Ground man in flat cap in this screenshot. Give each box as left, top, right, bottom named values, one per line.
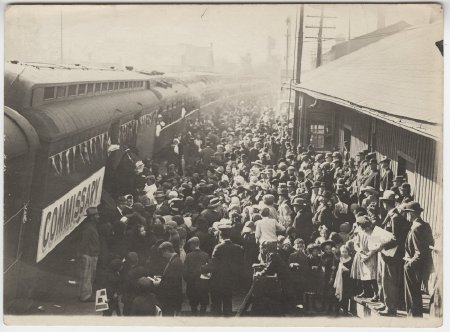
left=201, top=221, right=244, bottom=316
left=78, top=206, right=100, bottom=302
left=402, top=202, right=434, bottom=317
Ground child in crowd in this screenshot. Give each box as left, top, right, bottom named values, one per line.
left=338, top=222, right=351, bottom=244
left=305, top=243, right=321, bottom=312
left=315, top=225, right=329, bottom=245
left=288, top=238, right=310, bottom=306
left=318, top=240, right=338, bottom=315
left=334, top=245, right=354, bottom=315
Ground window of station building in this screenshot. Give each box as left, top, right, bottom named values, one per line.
left=114, top=82, right=119, bottom=90
left=68, top=85, right=77, bottom=96
left=86, top=83, right=94, bottom=94
left=101, top=82, right=108, bottom=91
left=131, top=81, right=135, bottom=88
left=95, top=83, right=101, bottom=93
left=310, top=124, right=326, bottom=149
left=44, top=87, right=56, bottom=100
left=108, top=82, right=114, bottom=91
left=119, top=82, right=124, bottom=89
left=78, top=84, right=86, bottom=95
left=125, top=82, right=129, bottom=89
left=56, top=86, right=66, bottom=98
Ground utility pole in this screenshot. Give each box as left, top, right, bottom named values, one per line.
left=285, top=17, right=291, bottom=81
left=293, top=5, right=304, bottom=146
left=305, top=6, right=336, bottom=68
left=316, top=6, right=324, bottom=67
left=348, top=10, right=351, bottom=41
left=60, top=9, right=63, bottom=64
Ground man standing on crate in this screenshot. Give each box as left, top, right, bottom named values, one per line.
left=78, top=206, right=100, bottom=302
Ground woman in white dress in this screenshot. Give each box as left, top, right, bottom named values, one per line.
left=350, top=215, right=379, bottom=302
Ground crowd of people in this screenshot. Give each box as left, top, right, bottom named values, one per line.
left=78, top=99, right=436, bottom=318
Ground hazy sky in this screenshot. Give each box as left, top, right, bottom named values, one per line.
left=5, top=4, right=439, bottom=71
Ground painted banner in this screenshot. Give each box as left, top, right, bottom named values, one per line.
left=36, top=167, right=105, bottom=262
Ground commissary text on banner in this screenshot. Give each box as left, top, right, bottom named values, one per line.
left=36, top=167, right=105, bottom=262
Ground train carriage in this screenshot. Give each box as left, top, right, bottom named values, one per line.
left=4, top=107, right=40, bottom=303
left=4, top=60, right=273, bottom=307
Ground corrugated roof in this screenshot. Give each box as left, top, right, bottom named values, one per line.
left=22, top=90, right=159, bottom=143
left=295, top=22, right=443, bottom=138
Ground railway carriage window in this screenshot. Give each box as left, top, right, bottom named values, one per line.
left=108, top=82, right=114, bottom=90
left=95, top=83, right=101, bottom=93
left=87, top=83, right=94, bottom=94
left=101, top=82, right=108, bottom=91
left=44, top=87, right=55, bottom=100
left=56, top=86, right=66, bottom=98
left=68, top=84, right=77, bottom=96
left=78, top=84, right=86, bottom=95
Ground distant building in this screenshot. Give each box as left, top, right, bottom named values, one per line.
left=179, top=43, right=214, bottom=72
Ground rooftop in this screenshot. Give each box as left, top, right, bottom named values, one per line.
left=294, top=22, right=443, bottom=139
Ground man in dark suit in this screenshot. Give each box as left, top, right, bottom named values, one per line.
left=379, top=157, right=394, bottom=193
left=377, top=191, right=410, bottom=316
left=402, top=202, right=434, bottom=317
left=183, top=237, right=210, bottom=315
left=202, top=222, right=244, bottom=316
left=363, top=158, right=380, bottom=190
left=157, top=241, right=184, bottom=316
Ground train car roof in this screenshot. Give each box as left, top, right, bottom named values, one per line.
left=4, top=106, right=39, bottom=159
left=5, top=62, right=152, bottom=86
left=21, top=90, right=160, bottom=144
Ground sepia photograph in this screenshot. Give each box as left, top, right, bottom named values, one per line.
left=2, top=2, right=444, bottom=327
